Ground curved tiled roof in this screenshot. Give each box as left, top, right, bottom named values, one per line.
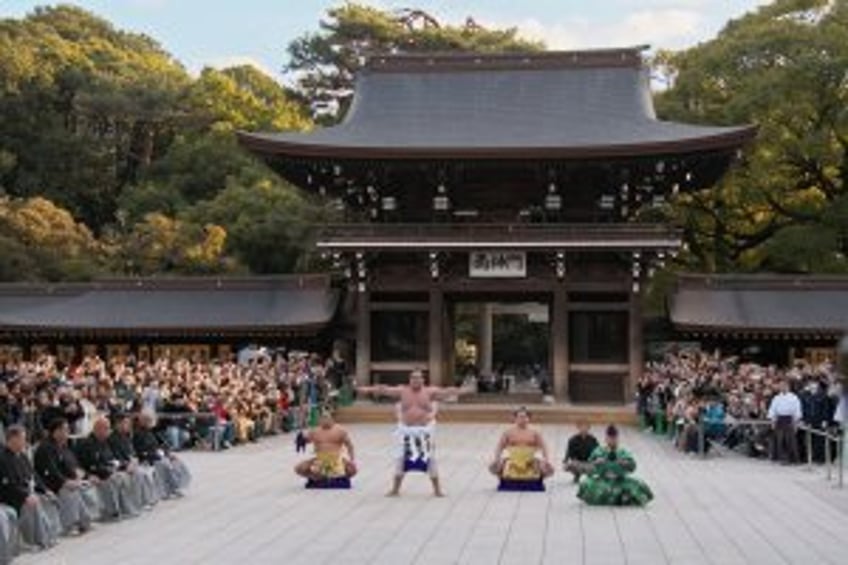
left=670, top=274, right=848, bottom=335
left=0, top=277, right=338, bottom=333
left=239, top=49, right=756, bottom=160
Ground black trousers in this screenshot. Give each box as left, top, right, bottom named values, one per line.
left=773, top=416, right=799, bottom=463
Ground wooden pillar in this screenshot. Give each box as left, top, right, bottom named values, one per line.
left=428, top=288, right=444, bottom=386
left=628, top=291, right=644, bottom=403
left=552, top=286, right=569, bottom=401
left=444, top=300, right=456, bottom=386
left=355, top=290, right=371, bottom=385
left=478, top=303, right=494, bottom=375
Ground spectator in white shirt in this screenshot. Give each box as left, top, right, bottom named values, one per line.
left=767, top=380, right=801, bottom=463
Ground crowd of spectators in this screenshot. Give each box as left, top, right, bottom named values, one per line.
left=0, top=348, right=349, bottom=452
left=0, top=347, right=348, bottom=562
left=639, top=349, right=845, bottom=462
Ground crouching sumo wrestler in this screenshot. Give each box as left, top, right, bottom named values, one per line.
left=294, top=411, right=357, bottom=489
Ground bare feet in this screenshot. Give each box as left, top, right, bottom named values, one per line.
left=430, top=477, right=445, bottom=497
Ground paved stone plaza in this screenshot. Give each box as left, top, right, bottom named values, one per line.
left=18, top=424, right=848, bottom=565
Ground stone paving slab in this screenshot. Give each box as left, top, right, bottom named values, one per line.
left=16, top=424, right=848, bottom=565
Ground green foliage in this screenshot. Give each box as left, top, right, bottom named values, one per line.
left=0, top=196, right=104, bottom=280
left=189, top=65, right=311, bottom=131
left=286, top=3, right=543, bottom=120
left=111, top=212, right=234, bottom=276
left=654, top=0, right=848, bottom=273
left=0, top=4, right=313, bottom=281
left=184, top=176, right=330, bottom=274
left=0, top=5, right=190, bottom=228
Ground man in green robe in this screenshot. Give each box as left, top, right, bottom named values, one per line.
left=576, top=425, right=653, bottom=507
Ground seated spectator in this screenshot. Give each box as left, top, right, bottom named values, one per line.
left=0, top=425, right=61, bottom=549
left=76, top=417, right=141, bottom=520
left=108, top=413, right=159, bottom=509
left=33, top=418, right=99, bottom=535
left=133, top=413, right=191, bottom=499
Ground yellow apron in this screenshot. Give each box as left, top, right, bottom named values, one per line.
left=502, top=446, right=540, bottom=480
left=311, top=452, right=346, bottom=478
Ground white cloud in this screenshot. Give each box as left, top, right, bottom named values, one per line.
left=205, top=55, right=280, bottom=80
left=511, top=8, right=702, bottom=51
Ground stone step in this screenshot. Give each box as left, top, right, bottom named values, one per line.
left=335, top=401, right=637, bottom=425
left=457, top=392, right=545, bottom=405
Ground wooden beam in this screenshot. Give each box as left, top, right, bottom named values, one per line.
left=428, top=288, right=445, bottom=386
left=628, top=292, right=644, bottom=403
left=552, top=285, right=569, bottom=401
left=356, top=290, right=371, bottom=384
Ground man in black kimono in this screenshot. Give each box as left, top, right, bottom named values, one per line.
left=76, top=417, right=140, bottom=520
left=109, top=413, right=159, bottom=509
left=133, top=412, right=191, bottom=499
left=0, top=425, right=61, bottom=549
left=33, top=418, right=99, bottom=534
left=563, top=420, right=600, bottom=483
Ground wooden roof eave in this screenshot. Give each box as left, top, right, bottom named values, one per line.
left=236, top=126, right=758, bottom=162
left=672, top=324, right=843, bottom=339
left=0, top=322, right=332, bottom=336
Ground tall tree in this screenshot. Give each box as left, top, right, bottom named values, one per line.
left=654, top=0, right=848, bottom=273
left=286, top=3, right=543, bottom=121
left=0, top=5, right=189, bottom=230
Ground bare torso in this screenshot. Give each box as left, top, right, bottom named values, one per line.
left=502, top=426, right=542, bottom=450
left=398, top=387, right=437, bottom=426
left=309, top=425, right=348, bottom=456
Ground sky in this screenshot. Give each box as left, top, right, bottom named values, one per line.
left=0, top=0, right=772, bottom=80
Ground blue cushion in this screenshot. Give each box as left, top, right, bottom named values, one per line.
left=305, top=477, right=352, bottom=489
left=498, top=479, right=546, bottom=492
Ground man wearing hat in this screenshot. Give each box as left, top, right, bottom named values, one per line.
left=576, top=425, right=653, bottom=506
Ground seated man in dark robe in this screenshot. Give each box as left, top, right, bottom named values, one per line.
left=76, top=417, right=141, bottom=520
left=563, top=420, right=600, bottom=483
left=33, top=418, right=100, bottom=534
left=109, top=413, right=159, bottom=509
left=0, top=425, right=61, bottom=550
left=133, top=412, right=191, bottom=499
left=577, top=425, right=653, bottom=507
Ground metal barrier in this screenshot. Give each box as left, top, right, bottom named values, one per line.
left=694, top=416, right=844, bottom=488
left=697, top=417, right=771, bottom=459
left=799, top=424, right=844, bottom=489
